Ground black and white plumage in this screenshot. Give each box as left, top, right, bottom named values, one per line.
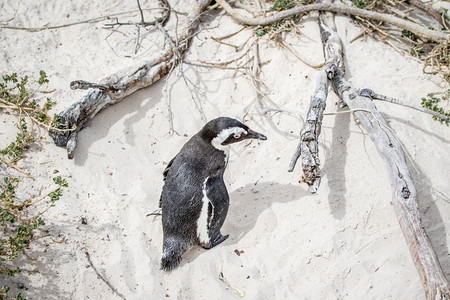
left=159, top=117, right=267, bottom=271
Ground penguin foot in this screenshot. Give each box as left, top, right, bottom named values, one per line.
left=202, top=234, right=229, bottom=250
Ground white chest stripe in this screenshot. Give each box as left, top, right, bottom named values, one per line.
left=197, top=177, right=210, bottom=244
left=211, top=127, right=244, bottom=163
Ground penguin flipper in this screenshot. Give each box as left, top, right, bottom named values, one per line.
left=159, top=156, right=177, bottom=208
left=203, top=171, right=230, bottom=248
left=163, top=156, right=176, bottom=181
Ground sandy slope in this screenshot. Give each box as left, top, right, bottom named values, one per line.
left=1, top=0, right=449, bottom=299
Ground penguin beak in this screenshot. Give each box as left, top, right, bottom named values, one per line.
left=221, top=128, right=267, bottom=145
left=246, top=128, right=267, bottom=141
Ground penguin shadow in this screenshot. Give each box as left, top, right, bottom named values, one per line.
left=73, top=80, right=164, bottom=166
left=227, top=181, right=312, bottom=245
left=182, top=181, right=308, bottom=264
left=226, top=182, right=308, bottom=241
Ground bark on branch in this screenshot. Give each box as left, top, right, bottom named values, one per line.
left=295, top=3, right=450, bottom=298
left=336, top=79, right=450, bottom=300
left=217, top=0, right=450, bottom=43
left=287, top=65, right=330, bottom=192
left=50, top=0, right=212, bottom=158
left=288, top=10, right=344, bottom=193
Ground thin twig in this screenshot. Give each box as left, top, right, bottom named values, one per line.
left=0, top=157, right=32, bottom=178
left=183, top=60, right=246, bottom=70
left=1, top=10, right=163, bottom=31
left=146, top=208, right=162, bottom=217
left=0, top=98, right=74, bottom=133
left=137, top=0, right=145, bottom=24
left=213, top=26, right=246, bottom=41
left=85, top=250, right=127, bottom=300
left=0, top=2, right=20, bottom=25
left=358, top=88, right=450, bottom=121
left=278, top=41, right=324, bottom=69
left=218, top=271, right=246, bottom=297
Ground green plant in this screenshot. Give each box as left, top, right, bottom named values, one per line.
left=0, top=71, right=68, bottom=299
left=255, top=26, right=268, bottom=37
left=421, top=92, right=450, bottom=125
left=254, top=20, right=290, bottom=36
left=0, top=175, right=66, bottom=261
left=410, top=45, right=424, bottom=57
left=0, top=286, right=10, bottom=300
left=0, top=71, right=60, bottom=133
left=0, top=119, right=34, bottom=163
left=0, top=287, right=26, bottom=300
left=402, top=29, right=418, bottom=42
left=254, top=0, right=298, bottom=36
left=271, top=0, right=294, bottom=11
left=352, top=0, right=369, bottom=9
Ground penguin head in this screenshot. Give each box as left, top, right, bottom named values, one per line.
left=200, top=117, right=267, bottom=148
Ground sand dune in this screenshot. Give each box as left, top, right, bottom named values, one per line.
left=1, top=0, right=449, bottom=299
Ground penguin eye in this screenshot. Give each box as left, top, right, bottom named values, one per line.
left=233, top=130, right=247, bottom=139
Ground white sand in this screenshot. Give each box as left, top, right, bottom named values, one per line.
left=1, top=0, right=449, bottom=299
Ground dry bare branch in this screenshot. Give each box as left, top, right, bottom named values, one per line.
left=288, top=10, right=344, bottom=192
left=319, top=4, right=450, bottom=299
left=217, top=0, right=450, bottom=43
left=49, top=0, right=212, bottom=158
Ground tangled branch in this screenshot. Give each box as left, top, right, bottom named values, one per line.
left=217, top=0, right=450, bottom=43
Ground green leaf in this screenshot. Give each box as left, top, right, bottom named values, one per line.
left=38, top=70, right=48, bottom=85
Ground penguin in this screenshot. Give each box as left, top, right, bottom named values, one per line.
left=159, top=117, right=267, bottom=271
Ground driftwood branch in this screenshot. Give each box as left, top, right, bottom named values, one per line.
left=312, top=3, right=449, bottom=299
left=336, top=83, right=450, bottom=300
left=217, top=0, right=450, bottom=43
left=287, top=64, right=331, bottom=191
left=288, top=10, right=344, bottom=192
left=50, top=0, right=212, bottom=158
left=232, top=0, right=450, bottom=296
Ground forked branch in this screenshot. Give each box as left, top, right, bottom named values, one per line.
left=311, top=3, right=449, bottom=299
left=49, top=0, right=212, bottom=158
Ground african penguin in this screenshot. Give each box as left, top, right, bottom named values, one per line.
left=159, top=117, right=267, bottom=271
